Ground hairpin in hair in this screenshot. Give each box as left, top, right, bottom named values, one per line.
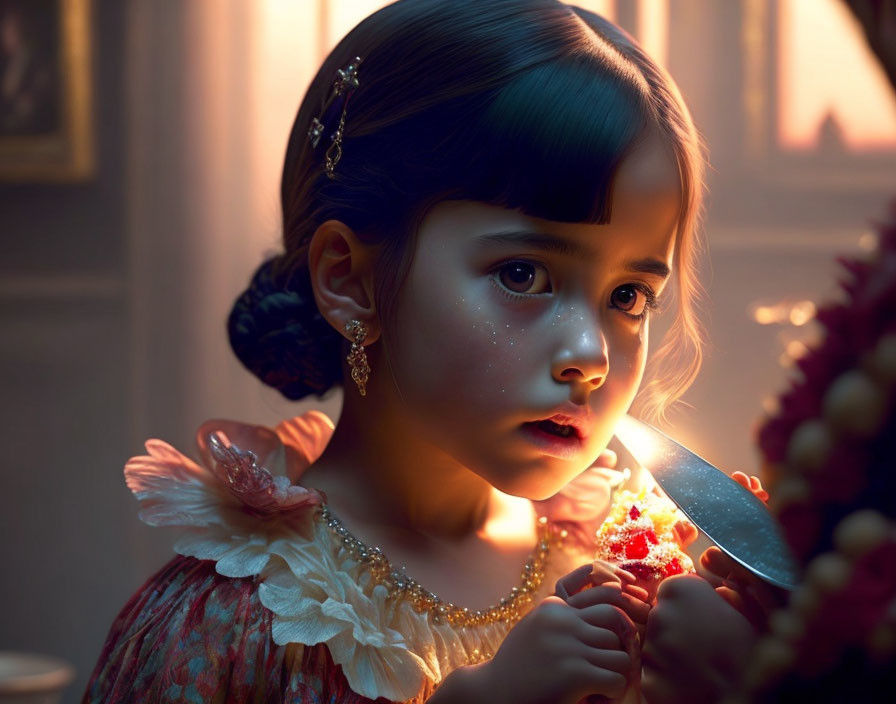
left=307, top=56, right=363, bottom=179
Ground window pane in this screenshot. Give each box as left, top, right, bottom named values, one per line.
left=637, top=0, right=667, bottom=68
left=571, top=0, right=617, bottom=21
left=325, top=0, right=393, bottom=53
left=778, top=0, right=896, bottom=151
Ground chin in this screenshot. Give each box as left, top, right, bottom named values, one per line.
left=492, top=467, right=580, bottom=502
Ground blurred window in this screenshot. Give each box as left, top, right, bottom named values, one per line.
left=778, top=0, right=896, bottom=152
left=576, top=0, right=668, bottom=68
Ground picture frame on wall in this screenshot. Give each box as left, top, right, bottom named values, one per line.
left=0, top=0, right=93, bottom=182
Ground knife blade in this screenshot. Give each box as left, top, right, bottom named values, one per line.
left=613, top=414, right=800, bottom=590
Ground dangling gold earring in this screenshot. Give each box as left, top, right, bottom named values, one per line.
left=345, top=319, right=370, bottom=396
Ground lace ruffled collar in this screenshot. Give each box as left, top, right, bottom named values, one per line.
left=124, top=411, right=607, bottom=701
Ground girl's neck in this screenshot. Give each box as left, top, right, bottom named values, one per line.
left=300, top=393, right=526, bottom=546
left=298, top=391, right=541, bottom=608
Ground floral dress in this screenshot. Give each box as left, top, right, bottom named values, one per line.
left=82, top=411, right=618, bottom=703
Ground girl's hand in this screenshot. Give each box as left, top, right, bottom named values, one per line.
left=698, top=546, right=785, bottom=630
left=672, top=519, right=698, bottom=549
left=456, top=563, right=645, bottom=704
left=481, top=598, right=636, bottom=704
left=558, top=564, right=651, bottom=704
left=641, top=575, right=757, bottom=704
left=730, top=471, right=769, bottom=503
left=555, top=562, right=651, bottom=637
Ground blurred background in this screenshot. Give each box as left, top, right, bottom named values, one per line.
left=0, top=0, right=893, bottom=701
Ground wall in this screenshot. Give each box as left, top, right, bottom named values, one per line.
left=0, top=1, right=135, bottom=701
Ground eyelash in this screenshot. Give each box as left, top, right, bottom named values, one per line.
left=489, top=259, right=659, bottom=321
left=624, top=285, right=659, bottom=321
left=488, top=259, right=551, bottom=303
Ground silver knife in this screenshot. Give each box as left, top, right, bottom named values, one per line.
left=613, top=414, right=800, bottom=590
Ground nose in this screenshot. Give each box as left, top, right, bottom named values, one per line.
left=550, top=311, right=609, bottom=390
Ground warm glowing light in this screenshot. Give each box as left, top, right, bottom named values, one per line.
left=574, top=0, right=617, bottom=20
left=762, top=396, right=781, bottom=415
left=252, top=1, right=319, bottom=235
left=480, top=490, right=539, bottom=547
left=751, top=300, right=817, bottom=326
left=638, top=0, right=668, bottom=68
left=859, top=232, right=878, bottom=252
left=326, top=0, right=394, bottom=52
left=788, top=301, right=816, bottom=327
left=614, top=415, right=662, bottom=469
left=779, top=0, right=896, bottom=150
left=785, top=340, right=809, bottom=359
left=752, top=305, right=778, bottom=325
left=779, top=337, right=811, bottom=367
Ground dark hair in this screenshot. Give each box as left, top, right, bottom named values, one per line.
left=229, top=0, right=706, bottom=420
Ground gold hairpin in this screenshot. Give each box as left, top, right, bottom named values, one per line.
left=307, top=56, right=363, bottom=179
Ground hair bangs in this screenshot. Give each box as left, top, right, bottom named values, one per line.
left=448, top=52, right=652, bottom=224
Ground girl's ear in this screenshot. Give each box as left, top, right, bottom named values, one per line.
left=308, top=220, right=381, bottom=344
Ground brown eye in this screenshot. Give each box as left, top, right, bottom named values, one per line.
left=496, top=261, right=551, bottom=295
left=611, top=284, right=646, bottom=315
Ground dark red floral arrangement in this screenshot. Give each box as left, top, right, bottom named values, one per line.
left=744, top=203, right=896, bottom=699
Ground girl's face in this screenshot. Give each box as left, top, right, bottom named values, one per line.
left=384, top=132, right=682, bottom=500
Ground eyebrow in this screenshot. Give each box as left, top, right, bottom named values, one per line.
left=625, top=258, right=671, bottom=279
left=475, top=230, right=592, bottom=258
left=475, top=230, right=671, bottom=279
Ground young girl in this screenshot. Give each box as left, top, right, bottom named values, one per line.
left=84, top=1, right=707, bottom=702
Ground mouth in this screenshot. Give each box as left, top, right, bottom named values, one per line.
left=519, top=416, right=586, bottom=459
left=527, top=418, right=581, bottom=439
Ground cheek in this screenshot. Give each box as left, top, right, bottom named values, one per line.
left=591, top=325, right=650, bottom=439
left=388, top=275, right=527, bottom=417
left=614, top=323, right=649, bottom=398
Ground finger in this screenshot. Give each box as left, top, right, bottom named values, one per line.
left=700, top=546, right=755, bottom=583
left=703, top=550, right=783, bottom=622
left=567, top=585, right=651, bottom=624
left=714, top=585, right=743, bottom=612
left=589, top=559, right=632, bottom=586
left=581, top=647, right=632, bottom=675
left=731, top=471, right=750, bottom=489
left=612, top=567, right=637, bottom=584
left=748, top=475, right=770, bottom=502
left=574, top=620, right=622, bottom=650
left=715, top=586, right=767, bottom=631
left=578, top=604, right=640, bottom=657
left=674, top=520, right=698, bottom=547
left=594, top=448, right=618, bottom=469
left=696, top=548, right=727, bottom=587
left=623, top=583, right=649, bottom=601
left=582, top=622, right=642, bottom=686
left=555, top=564, right=595, bottom=600
left=699, top=546, right=726, bottom=574
left=751, top=476, right=769, bottom=502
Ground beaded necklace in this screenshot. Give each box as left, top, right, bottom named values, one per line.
left=317, top=504, right=564, bottom=629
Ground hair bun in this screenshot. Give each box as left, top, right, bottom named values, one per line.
left=228, top=257, right=342, bottom=399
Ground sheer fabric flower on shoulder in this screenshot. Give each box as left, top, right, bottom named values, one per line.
left=124, top=411, right=332, bottom=577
